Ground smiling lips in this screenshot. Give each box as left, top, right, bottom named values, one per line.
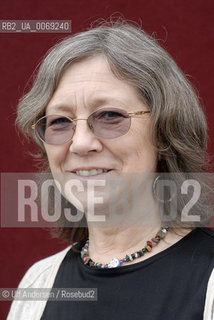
left=70, top=168, right=112, bottom=177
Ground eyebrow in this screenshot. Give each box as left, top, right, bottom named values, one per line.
left=47, top=97, right=131, bottom=114
left=48, top=104, right=73, bottom=113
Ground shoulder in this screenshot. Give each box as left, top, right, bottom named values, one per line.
left=7, top=245, right=72, bottom=320
left=204, top=267, right=214, bottom=320
left=190, top=227, right=214, bottom=245
left=18, top=245, right=72, bottom=288
left=190, top=228, right=214, bottom=264
left=199, top=227, right=214, bottom=238
left=193, top=228, right=214, bottom=318
left=197, top=227, right=214, bottom=248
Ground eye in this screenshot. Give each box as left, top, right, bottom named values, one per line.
left=95, top=110, right=125, bottom=122
left=46, top=116, right=72, bottom=130
left=51, top=117, right=70, bottom=125
left=48, top=117, right=70, bottom=125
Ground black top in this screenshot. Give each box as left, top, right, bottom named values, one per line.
left=41, top=228, right=214, bottom=320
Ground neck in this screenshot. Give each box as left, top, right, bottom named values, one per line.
left=85, top=225, right=194, bottom=266
left=83, top=176, right=192, bottom=266
left=87, top=225, right=160, bottom=263
left=85, top=183, right=163, bottom=265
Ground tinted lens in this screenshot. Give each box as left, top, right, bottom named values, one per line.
left=88, top=108, right=131, bottom=138
left=35, top=115, right=74, bottom=144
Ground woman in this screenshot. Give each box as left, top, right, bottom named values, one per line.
left=7, top=19, right=214, bottom=319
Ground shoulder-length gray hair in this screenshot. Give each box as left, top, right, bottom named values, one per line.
left=16, top=19, right=213, bottom=245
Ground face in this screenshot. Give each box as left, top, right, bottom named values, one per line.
left=44, top=55, right=157, bottom=214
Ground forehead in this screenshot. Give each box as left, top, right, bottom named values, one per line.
left=46, top=55, right=145, bottom=113
left=56, top=55, right=128, bottom=90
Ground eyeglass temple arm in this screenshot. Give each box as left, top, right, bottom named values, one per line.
left=32, top=123, right=46, bottom=129
left=128, top=110, right=150, bottom=117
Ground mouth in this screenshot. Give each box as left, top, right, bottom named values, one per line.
left=69, top=168, right=113, bottom=178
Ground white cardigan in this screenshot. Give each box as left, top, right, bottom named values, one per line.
left=6, top=245, right=214, bottom=320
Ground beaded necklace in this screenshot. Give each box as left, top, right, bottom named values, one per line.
left=81, top=226, right=169, bottom=268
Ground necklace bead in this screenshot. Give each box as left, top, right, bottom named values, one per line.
left=81, top=226, right=169, bottom=269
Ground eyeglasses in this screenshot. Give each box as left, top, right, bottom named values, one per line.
left=31, top=107, right=150, bottom=145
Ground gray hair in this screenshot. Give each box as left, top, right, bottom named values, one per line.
left=16, top=19, right=213, bottom=244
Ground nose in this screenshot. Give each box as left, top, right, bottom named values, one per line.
left=68, top=119, right=103, bottom=155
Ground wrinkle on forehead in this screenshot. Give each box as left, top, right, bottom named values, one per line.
left=57, top=72, right=130, bottom=91
left=57, top=55, right=123, bottom=88
left=46, top=55, right=147, bottom=114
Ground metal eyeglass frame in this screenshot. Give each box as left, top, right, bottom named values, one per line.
left=31, top=109, right=150, bottom=143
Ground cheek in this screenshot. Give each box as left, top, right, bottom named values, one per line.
left=45, top=145, right=67, bottom=172
left=116, top=123, right=157, bottom=171
left=137, top=126, right=157, bottom=169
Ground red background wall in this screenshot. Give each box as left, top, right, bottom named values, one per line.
left=0, top=0, right=214, bottom=318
